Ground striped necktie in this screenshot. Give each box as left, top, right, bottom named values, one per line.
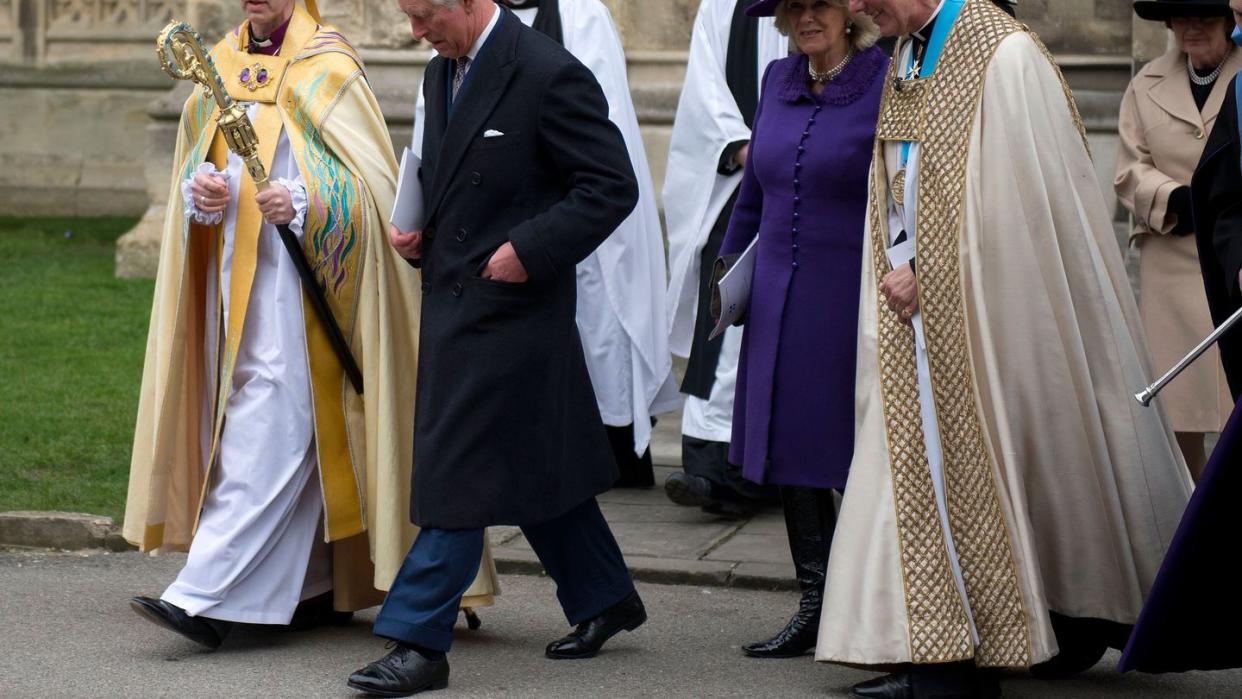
left=452, top=56, right=471, bottom=101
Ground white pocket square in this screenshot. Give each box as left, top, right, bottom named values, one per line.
left=483, top=129, right=505, bottom=138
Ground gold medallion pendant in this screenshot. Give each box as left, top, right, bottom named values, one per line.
left=892, top=168, right=907, bottom=207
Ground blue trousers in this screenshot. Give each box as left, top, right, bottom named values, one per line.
left=374, top=498, right=634, bottom=652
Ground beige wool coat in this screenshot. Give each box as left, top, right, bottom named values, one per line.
left=1115, top=45, right=1240, bottom=432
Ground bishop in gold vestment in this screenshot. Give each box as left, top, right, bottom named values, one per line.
left=827, top=0, right=1192, bottom=695
left=123, top=0, right=495, bottom=647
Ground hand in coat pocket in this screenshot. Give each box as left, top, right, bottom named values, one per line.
left=482, top=242, right=528, bottom=283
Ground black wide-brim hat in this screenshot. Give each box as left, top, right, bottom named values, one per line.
left=1134, top=0, right=1233, bottom=21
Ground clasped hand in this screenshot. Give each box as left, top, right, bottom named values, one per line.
left=879, top=263, right=919, bottom=325
left=190, top=173, right=294, bottom=226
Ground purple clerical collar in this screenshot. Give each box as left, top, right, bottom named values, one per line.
left=248, top=16, right=291, bottom=55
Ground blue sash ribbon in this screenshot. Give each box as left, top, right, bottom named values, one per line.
left=899, top=0, right=966, bottom=166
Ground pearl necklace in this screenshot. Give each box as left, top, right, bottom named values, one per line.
left=809, top=50, right=854, bottom=84
left=1188, top=53, right=1228, bottom=86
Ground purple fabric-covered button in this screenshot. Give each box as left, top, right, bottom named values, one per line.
left=257, top=68, right=268, bottom=84
left=240, top=67, right=251, bottom=82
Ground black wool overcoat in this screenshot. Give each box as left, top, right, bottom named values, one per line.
left=1193, top=77, right=1242, bottom=400
left=408, top=9, right=639, bottom=529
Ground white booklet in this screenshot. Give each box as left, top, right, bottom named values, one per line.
left=709, top=235, right=758, bottom=340
left=390, top=147, right=425, bottom=232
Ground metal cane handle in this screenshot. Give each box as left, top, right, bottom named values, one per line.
left=1135, top=304, right=1242, bottom=406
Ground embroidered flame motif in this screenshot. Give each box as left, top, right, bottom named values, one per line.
left=290, top=73, right=359, bottom=297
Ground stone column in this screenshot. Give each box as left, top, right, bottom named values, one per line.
left=1133, top=12, right=1170, bottom=65
left=115, top=82, right=192, bottom=278
left=115, top=0, right=238, bottom=278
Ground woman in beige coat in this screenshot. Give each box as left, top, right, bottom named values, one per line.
left=1116, top=0, right=1242, bottom=479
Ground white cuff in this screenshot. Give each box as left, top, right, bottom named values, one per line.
left=886, top=239, right=915, bottom=270
left=181, top=163, right=230, bottom=225
left=274, top=177, right=308, bottom=239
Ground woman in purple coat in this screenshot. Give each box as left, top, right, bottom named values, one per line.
left=716, top=0, right=886, bottom=659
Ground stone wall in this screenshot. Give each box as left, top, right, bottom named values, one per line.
left=0, top=0, right=185, bottom=215
left=0, top=0, right=1148, bottom=276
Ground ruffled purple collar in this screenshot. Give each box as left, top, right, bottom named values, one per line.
left=777, top=45, right=887, bottom=106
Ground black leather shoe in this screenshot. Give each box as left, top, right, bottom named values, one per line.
left=284, top=592, right=354, bottom=631
left=664, top=472, right=718, bottom=508
left=910, top=661, right=997, bottom=699
left=851, top=671, right=913, bottom=699
left=1029, top=612, right=1108, bottom=679
left=347, top=644, right=449, bottom=697
left=129, top=596, right=232, bottom=649
left=545, top=591, right=647, bottom=659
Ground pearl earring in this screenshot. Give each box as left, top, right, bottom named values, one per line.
left=845, top=23, right=853, bottom=34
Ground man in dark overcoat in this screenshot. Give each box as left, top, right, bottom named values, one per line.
left=347, top=0, right=646, bottom=695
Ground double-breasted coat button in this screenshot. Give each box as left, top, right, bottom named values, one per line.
left=421, top=281, right=431, bottom=295
left=471, top=172, right=483, bottom=185
left=452, top=282, right=463, bottom=297
left=425, top=226, right=436, bottom=240
left=456, top=228, right=468, bottom=242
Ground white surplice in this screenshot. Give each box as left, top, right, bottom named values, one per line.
left=662, top=0, right=784, bottom=441
left=160, top=102, right=328, bottom=625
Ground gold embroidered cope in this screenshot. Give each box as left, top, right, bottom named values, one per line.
left=864, top=0, right=1094, bottom=667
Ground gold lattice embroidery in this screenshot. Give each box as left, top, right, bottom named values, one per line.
left=875, top=76, right=930, bottom=143
left=869, top=161, right=975, bottom=665
left=871, top=0, right=1048, bottom=668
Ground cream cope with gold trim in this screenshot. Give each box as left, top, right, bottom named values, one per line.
left=122, top=5, right=498, bottom=610
left=815, top=0, right=1192, bottom=668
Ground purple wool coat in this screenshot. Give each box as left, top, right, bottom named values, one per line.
left=720, top=46, right=887, bottom=490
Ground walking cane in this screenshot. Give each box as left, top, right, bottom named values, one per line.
left=1135, top=304, right=1242, bottom=406
left=155, top=21, right=364, bottom=395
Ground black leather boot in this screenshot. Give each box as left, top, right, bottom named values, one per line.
left=742, top=486, right=836, bottom=658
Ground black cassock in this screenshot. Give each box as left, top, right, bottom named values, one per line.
left=409, top=9, right=638, bottom=529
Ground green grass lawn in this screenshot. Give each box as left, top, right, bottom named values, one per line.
left=0, top=217, right=151, bottom=522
